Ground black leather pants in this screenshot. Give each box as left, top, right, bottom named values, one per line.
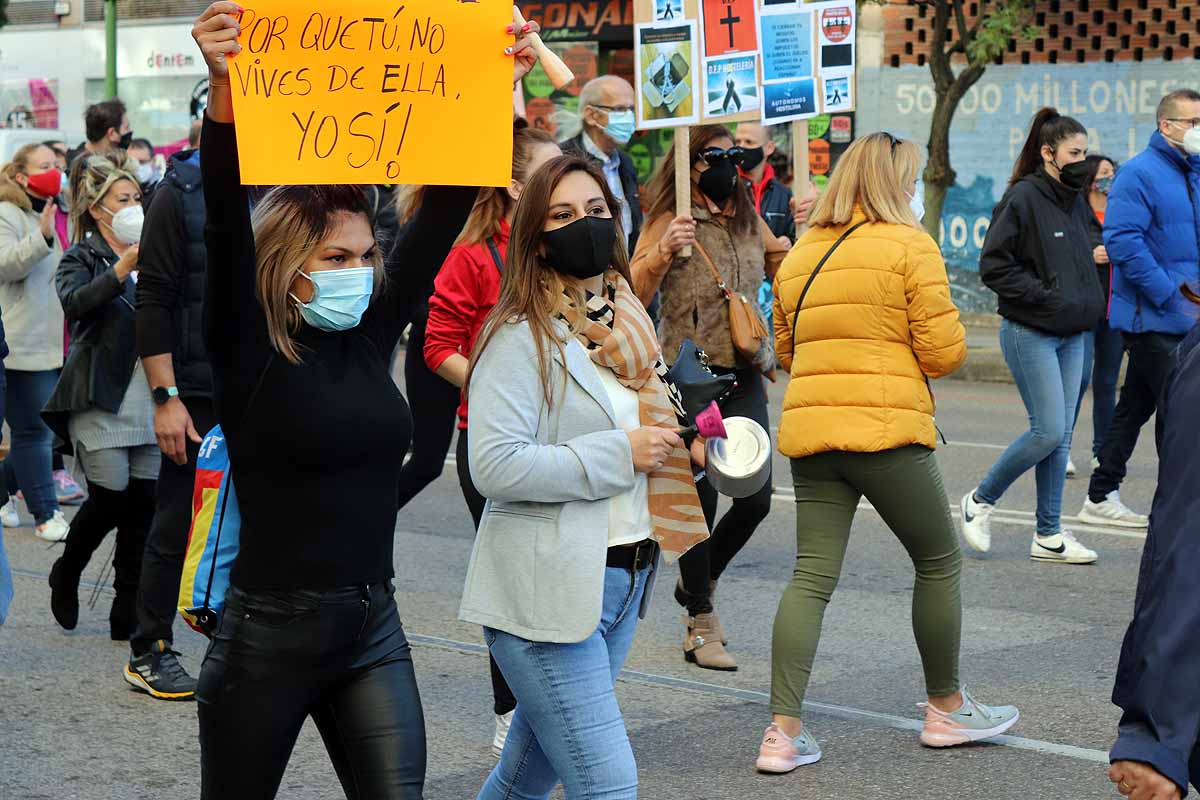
left=197, top=581, right=425, bottom=799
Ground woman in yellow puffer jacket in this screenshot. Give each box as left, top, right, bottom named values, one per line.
left=754, top=132, right=1019, bottom=775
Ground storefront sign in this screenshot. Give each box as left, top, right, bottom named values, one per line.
left=518, top=0, right=633, bottom=43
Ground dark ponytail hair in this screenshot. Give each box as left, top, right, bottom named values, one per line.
left=1009, top=107, right=1088, bottom=186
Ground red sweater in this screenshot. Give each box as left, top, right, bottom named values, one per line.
left=424, top=219, right=508, bottom=429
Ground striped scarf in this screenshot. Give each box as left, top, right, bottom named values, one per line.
left=560, top=271, right=709, bottom=563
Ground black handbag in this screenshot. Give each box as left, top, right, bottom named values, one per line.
left=666, top=338, right=737, bottom=426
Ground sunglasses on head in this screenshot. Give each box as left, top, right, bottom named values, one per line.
left=880, top=131, right=902, bottom=153
left=699, top=146, right=747, bottom=167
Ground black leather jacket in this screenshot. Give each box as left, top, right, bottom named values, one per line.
left=43, top=233, right=139, bottom=452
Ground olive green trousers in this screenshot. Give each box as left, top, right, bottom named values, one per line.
left=770, top=445, right=963, bottom=717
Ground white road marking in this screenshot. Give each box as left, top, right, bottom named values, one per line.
left=406, top=632, right=1110, bottom=765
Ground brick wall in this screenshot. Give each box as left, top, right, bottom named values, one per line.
left=883, top=0, right=1198, bottom=68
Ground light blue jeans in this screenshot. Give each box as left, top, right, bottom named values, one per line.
left=977, top=319, right=1084, bottom=535
left=479, top=564, right=651, bottom=800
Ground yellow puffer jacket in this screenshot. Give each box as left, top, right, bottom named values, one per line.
left=773, top=211, right=967, bottom=459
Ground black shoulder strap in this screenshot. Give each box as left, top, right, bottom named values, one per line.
left=790, top=221, right=868, bottom=347
left=485, top=237, right=504, bottom=274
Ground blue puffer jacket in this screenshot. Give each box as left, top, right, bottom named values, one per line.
left=1106, top=132, right=1200, bottom=335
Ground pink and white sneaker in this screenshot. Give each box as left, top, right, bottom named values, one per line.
left=755, top=722, right=822, bottom=773
left=54, top=469, right=86, bottom=504
left=919, top=687, right=1019, bottom=747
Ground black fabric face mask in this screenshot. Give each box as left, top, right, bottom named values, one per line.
left=739, top=146, right=765, bottom=172
left=1054, top=159, right=1091, bottom=191
left=542, top=216, right=617, bottom=280
left=118, top=130, right=134, bottom=150
left=698, top=158, right=738, bottom=204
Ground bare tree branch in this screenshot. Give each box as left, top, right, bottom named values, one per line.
left=953, top=0, right=971, bottom=47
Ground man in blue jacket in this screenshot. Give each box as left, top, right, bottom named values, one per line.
left=1079, top=89, right=1200, bottom=530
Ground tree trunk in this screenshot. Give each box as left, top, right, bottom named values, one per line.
left=922, top=64, right=985, bottom=241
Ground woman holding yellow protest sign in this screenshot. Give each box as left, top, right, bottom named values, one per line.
left=188, top=3, right=541, bottom=797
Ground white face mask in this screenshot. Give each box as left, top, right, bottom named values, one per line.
left=907, top=182, right=926, bottom=223
left=1182, top=128, right=1200, bottom=157
left=135, top=162, right=159, bottom=185
left=104, top=204, right=144, bottom=245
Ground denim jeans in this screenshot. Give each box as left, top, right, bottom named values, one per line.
left=0, top=361, right=9, bottom=624
left=479, top=564, right=651, bottom=800
left=1090, top=319, right=1126, bottom=456
left=4, top=369, right=60, bottom=523
left=977, top=320, right=1084, bottom=534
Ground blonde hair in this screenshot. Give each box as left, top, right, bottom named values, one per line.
left=0, top=143, right=54, bottom=211
left=250, top=185, right=384, bottom=365
left=69, top=151, right=139, bottom=242
left=807, top=132, right=922, bottom=229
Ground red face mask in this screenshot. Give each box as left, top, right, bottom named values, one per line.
left=25, top=168, right=62, bottom=198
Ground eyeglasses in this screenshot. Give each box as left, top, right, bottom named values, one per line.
left=698, top=146, right=747, bottom=167
left=590, top=104, right=635, bottom=114
left=1167, top=118, right=1200, bottom=129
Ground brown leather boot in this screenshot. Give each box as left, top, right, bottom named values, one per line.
left=675, top=578, right=729, bottom=644
left=683, top=613, right=738, bottom=671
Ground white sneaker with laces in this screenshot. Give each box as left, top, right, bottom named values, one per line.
left=0, top=499, right=19, bottom=528
left=492, top=710, right=514, bottom=758
left=1066, top=457, right=1077, bottom=478
left=35, top=510, right=70, bottom=542
left=960, top=490, right=993, bottom=553
left=1031, top=530, right=1097, bottom=564
left=1078, top=491, right=1148, bottom=529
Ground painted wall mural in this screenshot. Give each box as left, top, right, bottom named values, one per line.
left=857, top=60, right=1187, bottom=312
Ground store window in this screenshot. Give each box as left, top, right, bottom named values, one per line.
left=85, top=75, right=205, bottom=149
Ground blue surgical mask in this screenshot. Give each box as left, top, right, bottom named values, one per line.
left=908, top=182, right=925, bottom=223
left=291, top=267, right=374, bottom=331
left=602, top=110, right=635, bottom=146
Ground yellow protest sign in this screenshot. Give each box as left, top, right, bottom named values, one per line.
left=229, top=0, right=512, bottom=186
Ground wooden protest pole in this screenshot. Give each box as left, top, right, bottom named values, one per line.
left=674, top=126, right=692, bottom=258
left=791, top=120, right=811, bottom=210
left=512, top=6, right=575, bottom=90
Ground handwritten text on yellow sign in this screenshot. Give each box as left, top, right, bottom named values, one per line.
left=229, top=0, right=512, bottom=186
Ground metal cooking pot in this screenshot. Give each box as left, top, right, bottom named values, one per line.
left=704, top=416, right=771, bottom=499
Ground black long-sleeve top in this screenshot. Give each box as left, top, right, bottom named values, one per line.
left=199, top=116, right=476, bottom=590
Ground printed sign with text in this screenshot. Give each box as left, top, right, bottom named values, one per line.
left=228, top=0, right=512, bottom=185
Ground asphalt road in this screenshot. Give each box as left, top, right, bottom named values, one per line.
left=0, top=369, right=1160, bottom=800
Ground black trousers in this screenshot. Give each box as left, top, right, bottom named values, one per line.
left=131, top=396, right=217, bottom=654
left=1088, top=332, right=1181, bottom=502
left=198, top=581, right=425, bottom=799
left=397, top=319, right=460, bottom=510
left=456, top=430, right=517, bottom=716
left=680, top=365, right=773, bottom=615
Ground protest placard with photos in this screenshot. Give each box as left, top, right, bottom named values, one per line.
left=228, top=0, right=512, bottom=185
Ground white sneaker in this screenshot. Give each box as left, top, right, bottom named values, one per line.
left=492, top=710, right=514, bottom=758
left=0, top=499, right=19, bottom=528
left=1065, top=458, right=1077, bottom=478
left=34, top=510, right=69, bottom=542
left=960, top=490, right=993, bottom=553
left=1078, top=492, right=1148, bottom=529
left=1031, top=530, right=1097, bottom=564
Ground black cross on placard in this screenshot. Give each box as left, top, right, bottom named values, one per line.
left=720, top=5, right=741, bottom=48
